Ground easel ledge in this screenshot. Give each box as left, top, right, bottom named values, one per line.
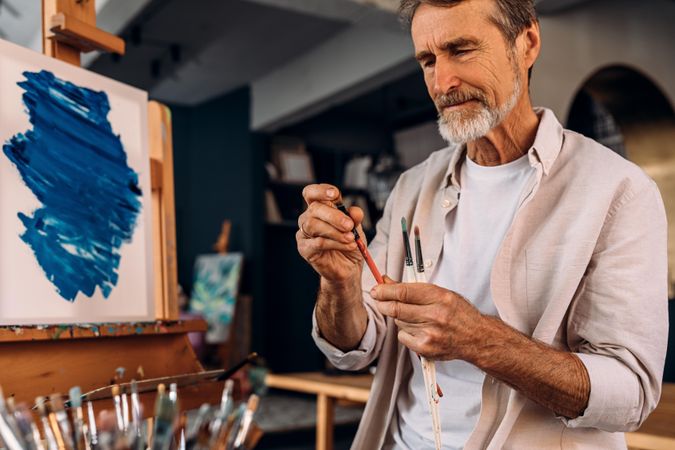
left=0, top=320, right=206, bottom=343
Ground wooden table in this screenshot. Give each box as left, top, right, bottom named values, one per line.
left=265, top=372, right=373, bottom=450
left=626, top=383, right=675, bottom=450
left=266, top=373, right=675, bottom=450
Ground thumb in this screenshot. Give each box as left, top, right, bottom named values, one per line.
left=382, top=275, right=398, bottom=284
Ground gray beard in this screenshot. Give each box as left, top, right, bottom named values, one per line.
left=437, top=75, right=522, bottom=145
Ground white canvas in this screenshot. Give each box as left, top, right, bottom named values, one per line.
left=0, top=38, right=154, bottom=324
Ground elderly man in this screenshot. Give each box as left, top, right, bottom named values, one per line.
left=296, top=0, right=668, bottom=448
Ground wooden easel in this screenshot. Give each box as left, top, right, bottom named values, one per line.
left=0, top=0, right=223, bottom=414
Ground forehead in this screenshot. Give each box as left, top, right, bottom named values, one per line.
left=410, top=0, right=501, bottom=50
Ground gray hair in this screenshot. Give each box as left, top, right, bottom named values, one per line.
left=398, top=0, right=537, bottom=45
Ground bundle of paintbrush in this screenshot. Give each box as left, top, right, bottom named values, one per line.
left=0, top=381, right=261, bottom=450
left=401, top=218, right=443, bottom=450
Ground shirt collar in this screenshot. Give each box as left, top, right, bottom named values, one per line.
left=441, top=107, right=564, bottom=189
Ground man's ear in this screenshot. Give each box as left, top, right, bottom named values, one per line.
left=520, top=20, right=541, bottom=72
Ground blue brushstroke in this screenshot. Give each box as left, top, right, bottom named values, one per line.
left=2, top=70, right=142, bottom=301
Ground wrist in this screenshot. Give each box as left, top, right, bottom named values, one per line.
left=463, top=314, right=504, bottom=368
left=321, top=273, right=360, bottom=294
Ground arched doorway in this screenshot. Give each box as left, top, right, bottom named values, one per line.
left=567, top=65, right=675, bottom=381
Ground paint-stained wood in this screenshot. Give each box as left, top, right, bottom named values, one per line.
left=0, top=320, right=206, bottom=343
left=148, top=101, right=179, bottom=320
left=0, top=331, right=205, bottom=405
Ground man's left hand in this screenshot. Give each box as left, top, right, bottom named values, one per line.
left=370, top=278, right=485, bottom=361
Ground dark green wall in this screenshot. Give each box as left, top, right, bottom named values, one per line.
left=169, top=87, right=265, bottom=351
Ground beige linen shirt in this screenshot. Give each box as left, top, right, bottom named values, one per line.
left=312, top=108, right=668, bottom=449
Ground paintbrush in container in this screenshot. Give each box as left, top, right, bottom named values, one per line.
left=111, top=385, right=125, bottom=432
left=68, top=387, right=86, bottom=450
left=10, top=401, right=44, bottom=450
left=209, top=379, right=234, bottom=447
left=233, top=395, right=259, bottom=450
left=121, top=390, right=130, bottom=432
left=150, top=384, right=176, bottom=450
left=224, top=404, right=246, bottom=450
left=0, top=389, right=25, bottom=450
left=85, top=401, right=98, bottom=448
left=35, top=396, right=58, bottom=450
left=48, top=394, right=75, bottom=450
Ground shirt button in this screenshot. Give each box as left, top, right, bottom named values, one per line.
left=425, top=260, right=433, bottom=268
left=441, top=199, right=451, bottom=208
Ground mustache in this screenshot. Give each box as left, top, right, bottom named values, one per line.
left=435, top=89, right=489, bottom=110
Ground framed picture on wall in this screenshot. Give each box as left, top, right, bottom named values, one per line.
left=271, top=137, right=315, bottom=183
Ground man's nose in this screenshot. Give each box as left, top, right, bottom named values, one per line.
left=432, top=60, right=461, bottom=96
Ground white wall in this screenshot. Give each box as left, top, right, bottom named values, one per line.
left=531, top=0, right=675, bottom=123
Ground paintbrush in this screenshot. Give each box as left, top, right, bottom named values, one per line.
left=121, top=391, right=130, bottom=432
left=129, top=380, right=142, bottom=442
left=336, top=202, right=384, bottom=284
left=413, top=225, right=443, bottom=450
left=233, top=395, right=259, bottom=450
left=85, top=401, right=98, bottom=448
left=0, top=388, right=25, bottom=450
left=35, top=396, right=58, bottom=450
left=185, top=403, right=211, bottom=449
left=216, top=353, right=259, bottom=381
left=11, top=401, right=44, bottom=450
left=68, top=387, right=86, bottom=450
left=224, top=404, right=245, bottom=450
left=49, top=393, right=75, bottom=450
left=401, top=218, right=416, bottom=283
left=111, top=385, right=124, bottom=432
left=150, top=384, right=176, bottom=450
left=209, top=379, right=234, bottom=447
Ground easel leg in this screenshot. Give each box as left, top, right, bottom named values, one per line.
left=316, top=393, right=335, bottom=450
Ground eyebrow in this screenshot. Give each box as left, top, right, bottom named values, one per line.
left=415, top=37, right=482, bottom=61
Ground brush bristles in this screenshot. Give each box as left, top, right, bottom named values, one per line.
left=414, top=225, right=420, bottom=238
left=401, top=217, right=407, bottom=232
left=69, top=387, right=82, bottom=408
left=111, top=385, right=120, bottom=397
left=247, top=394, right=259, bottom=412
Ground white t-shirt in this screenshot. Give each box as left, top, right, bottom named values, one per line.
left=386, top=153, right=535, bottom=449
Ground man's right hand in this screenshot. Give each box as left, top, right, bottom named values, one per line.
left=296, top=184, right=365, bottom=284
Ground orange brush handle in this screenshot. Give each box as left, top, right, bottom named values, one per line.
left=356, top=238, right=384, bottom=285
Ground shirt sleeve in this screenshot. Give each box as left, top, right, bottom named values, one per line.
left=310, top=180, right=398, bottom=371
left=563, top=180, right=668, bottom=431
left=311, top=305, right=379, bottom=370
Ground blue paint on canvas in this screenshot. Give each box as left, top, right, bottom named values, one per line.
left=2, top=70, right=142, bottom=301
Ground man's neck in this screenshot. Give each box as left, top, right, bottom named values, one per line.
left=466, top=98, right=540, bottom=167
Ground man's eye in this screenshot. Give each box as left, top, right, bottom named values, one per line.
left=423, top=60, right=435, bottom=68
left=455, top=49, right=472, bottom=56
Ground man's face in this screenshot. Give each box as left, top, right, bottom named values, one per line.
left=411, top=0, right=525, bottom=144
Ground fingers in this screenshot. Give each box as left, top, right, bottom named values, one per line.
left=302, top=184, right=341, bottom=206
left=374, top=299, right=425, bottom=323
left=347, top=206, right=364, bottom=229
left=296, top=229, right=358, bottom=255
left=298, top=212, right=355, bottom=244
left=370, top=282, right=438, bottom=305
left=303, top=201, right=354, bottom=232
left=397, top=329, right=424, bottom=355
left=382, top=275, right=397, bottom=284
